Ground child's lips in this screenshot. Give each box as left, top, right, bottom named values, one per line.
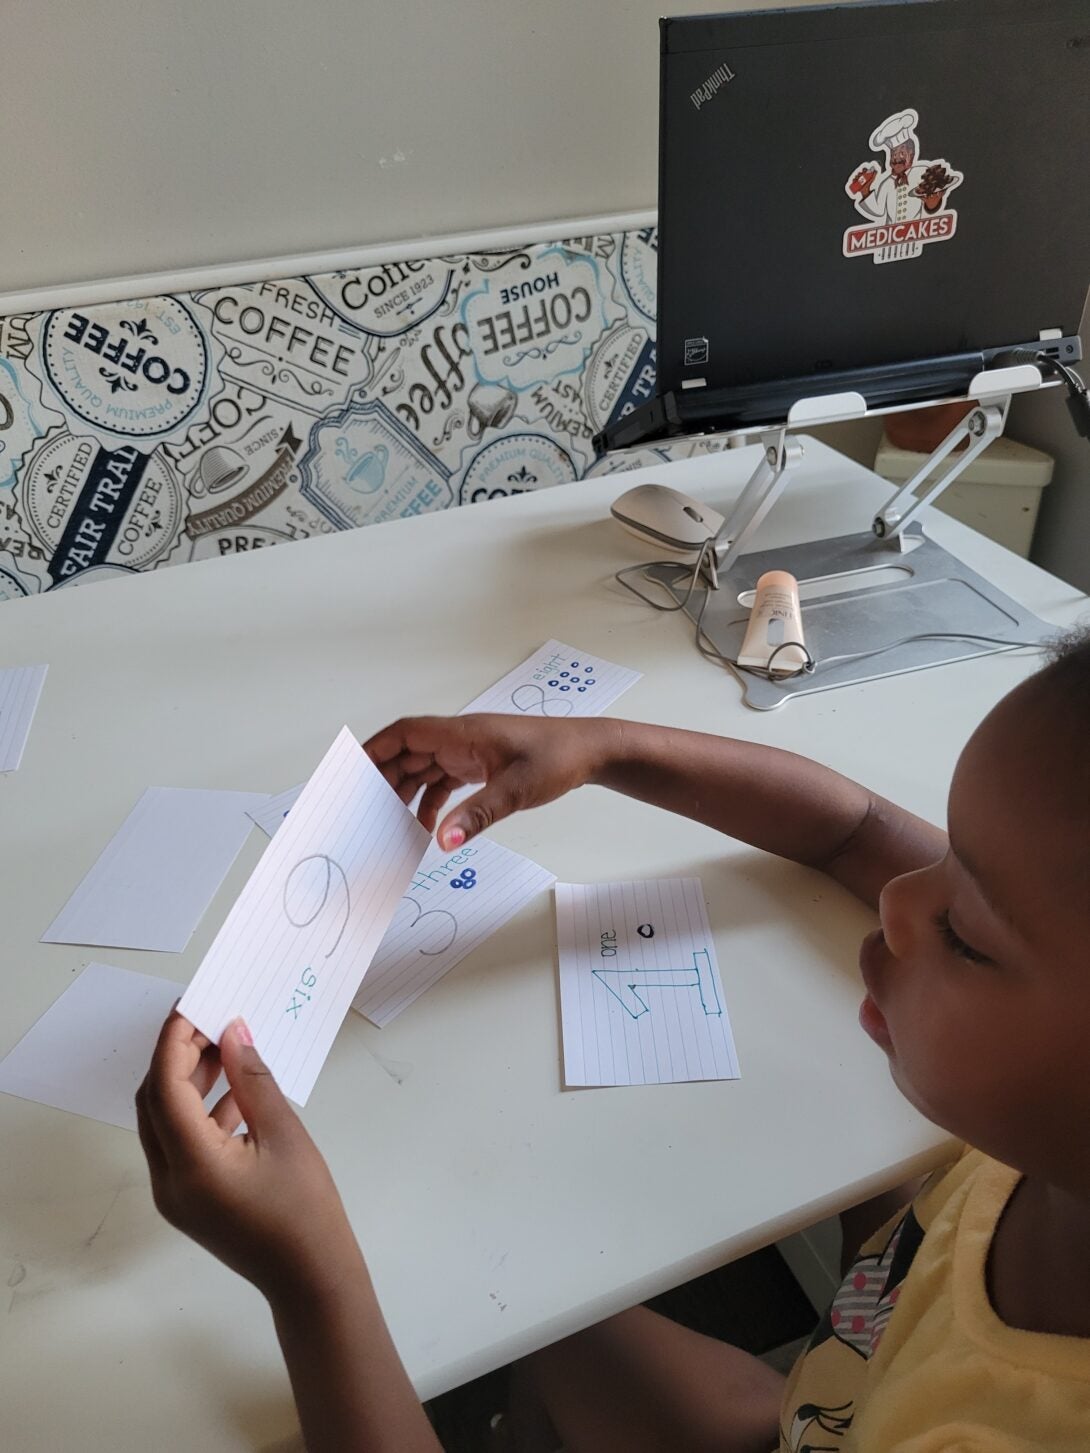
left=858, top=929, right=893, bottom=1051
left=859, top=992, right=893, bottom=1052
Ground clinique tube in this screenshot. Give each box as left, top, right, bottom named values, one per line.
left=736, top=570, right=808, bottom=676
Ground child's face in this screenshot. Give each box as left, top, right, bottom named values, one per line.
left=858, top=681, right=1090, bottom=1187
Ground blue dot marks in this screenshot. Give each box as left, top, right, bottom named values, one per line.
left=451, top=868, right=478, bottom=890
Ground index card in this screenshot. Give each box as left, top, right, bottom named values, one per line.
left=179, top=727, right=430, bottom=1104
left=247, top=784, right=303, bottom=836
left=555, top=878, right=740, bottom=1087
left=459, top=639, right=641, bottom=719
left=353, top=836, right=555, bottom=1026
left=0, top=664, right=47, bottom=771
left=0, top=963, right=185, bottom=1132
left=42, top=787, right=270, bottom=953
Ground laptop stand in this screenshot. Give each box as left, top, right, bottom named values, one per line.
left=640, top=364, right=1057, bottom=710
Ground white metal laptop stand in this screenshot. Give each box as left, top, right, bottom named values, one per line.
left=642, top=365, right=1057, bottom=709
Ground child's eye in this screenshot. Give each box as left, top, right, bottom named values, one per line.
left=934, top=909, right=993, bottom=966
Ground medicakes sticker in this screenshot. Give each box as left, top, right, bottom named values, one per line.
left=842, top=108, right=962, bottom=264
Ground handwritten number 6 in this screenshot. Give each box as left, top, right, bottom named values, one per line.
left=282, top=854, right=351, bottom=958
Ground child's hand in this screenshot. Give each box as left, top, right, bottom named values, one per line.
left=136, top=1013, right=363, bottom=1304
left=364, top=713, right=612, bottom=849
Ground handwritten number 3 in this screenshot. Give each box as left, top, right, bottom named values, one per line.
left=282, top=854, right=351, bottom=958
left=400, top=895, right=457, bottom=956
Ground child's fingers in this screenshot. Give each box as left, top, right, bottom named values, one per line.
left=208, top=1086, right=244, bottom=1138
left=218, top=1020, right=298, bottom=1145
left=394, top=772, right=429, bottom=805
left=366, top=717, right=482, bottom=780
left=190, top=1043, right=223, bottom=1101
left=395, top=750, right=437, bottom=777
left=364, top=719, right=446, bottom=768
left=361, top=723, right=405, bottom=765
left=390, top=762, right=453, bottom=808
left=436, top=767, right=526, bottom=848
left=134, top=1084, right=169, bottom=1185
left=418, top=780, right=454, bottom=833
left=143, top=1012, right=223, bottom=1163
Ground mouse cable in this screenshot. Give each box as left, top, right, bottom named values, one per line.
left=616, top=551, right=1046, bottom=683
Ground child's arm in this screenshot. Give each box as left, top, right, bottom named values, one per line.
left=365, top=714, right=946, bottom=910
left=135, top=1014, right=442, bottom=1453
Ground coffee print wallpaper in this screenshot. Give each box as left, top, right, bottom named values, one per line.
left=0, top=226, right=724, bottom=604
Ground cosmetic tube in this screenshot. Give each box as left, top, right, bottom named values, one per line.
left=736, top=570, right=808, bottom=676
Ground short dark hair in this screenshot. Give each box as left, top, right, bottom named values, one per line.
left=1036, top=624, right=1090, bottom=711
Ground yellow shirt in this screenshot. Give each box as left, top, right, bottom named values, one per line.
left=779, top=1151, right=1090, bottom=1451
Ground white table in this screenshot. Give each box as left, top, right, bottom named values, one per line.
left=1, top=438, right=1084, bottom=1451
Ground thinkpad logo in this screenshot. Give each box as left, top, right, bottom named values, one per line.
left=690, top=63, right=735, bottom=111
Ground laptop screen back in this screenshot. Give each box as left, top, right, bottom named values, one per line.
left=658, top=0, right=1089, bottom=402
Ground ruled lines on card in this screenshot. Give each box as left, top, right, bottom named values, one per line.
left=247, top=784, right=304, bottom=837
left=353, top=836, right=555, bottom=1027
left=555, top=878, right=739, bottom=1087
left=179, top=727, right=430, bottom=1104
left=0, top=663, right=47, bottom=771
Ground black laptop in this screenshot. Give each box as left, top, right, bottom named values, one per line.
left=597, top=0, right=1089, bottom=452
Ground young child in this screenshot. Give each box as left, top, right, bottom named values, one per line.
left=138, top=630, right=1090, bottom=1452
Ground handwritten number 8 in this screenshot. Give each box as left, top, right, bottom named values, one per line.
left=509, top=683, right=574, bottom=718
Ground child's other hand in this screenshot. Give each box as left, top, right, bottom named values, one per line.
left=364, top=713, right=610, bottom=849
left=136, top=1013, right=363, bottom=1304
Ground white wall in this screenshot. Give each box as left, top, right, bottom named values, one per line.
left=2, top=0, right=774, bottom=294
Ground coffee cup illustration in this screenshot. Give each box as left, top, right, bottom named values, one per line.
left=336, top=436, right=389, bottom=494
left=198, top=445, right=248, bottom=496
left=467, top=383, right=517, bottom=439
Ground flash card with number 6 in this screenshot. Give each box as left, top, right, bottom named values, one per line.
left=179, top=727, right=430, bottom=1104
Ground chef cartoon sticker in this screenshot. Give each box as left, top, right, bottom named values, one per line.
left=843, top=109, right=962, bottom=264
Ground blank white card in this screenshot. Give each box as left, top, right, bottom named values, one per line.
left=180, top=727, right=430, bottom=1104
left=0, top=963, right=185, bottom=1132
left=42, top=787, right=270, bottom=953
left=555, top=878, right=740, bottom=1087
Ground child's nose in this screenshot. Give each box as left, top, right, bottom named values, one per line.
left=878, top=866, right=930, bottom=958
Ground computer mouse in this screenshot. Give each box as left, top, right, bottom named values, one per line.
left=610, top=482, right=726, bottom=553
